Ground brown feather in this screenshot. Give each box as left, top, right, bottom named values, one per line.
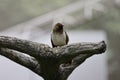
left=51, top=23, right=69, bottom=48
left=65, top=31, right=69, bottom=44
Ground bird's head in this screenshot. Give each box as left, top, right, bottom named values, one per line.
left=53, top=23, right=64, bottom=32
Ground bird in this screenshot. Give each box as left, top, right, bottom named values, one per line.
left=51, top=23, right=69, bottom=48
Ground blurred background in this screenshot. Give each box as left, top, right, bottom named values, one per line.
left=0, top=0, right=119, bottom=80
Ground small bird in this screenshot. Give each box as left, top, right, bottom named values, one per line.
left=51, top=23, right=69, bottom=47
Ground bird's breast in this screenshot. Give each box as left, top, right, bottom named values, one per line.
left=51, top=32, right=66, bottom=46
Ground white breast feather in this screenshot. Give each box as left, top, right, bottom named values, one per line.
left=51, top=32, right=66, bottom=46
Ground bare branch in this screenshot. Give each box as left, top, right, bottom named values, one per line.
left=0, top=36, right=106, bottom=80
left=52, top=41, right=106, bottom=80
left=58, top=54, right=93, bottom=80
left=0, top=48, right=41, bottom=75
left=0, top=36, right=50, bottom=58
left=54, top=41, right=106, bottom=63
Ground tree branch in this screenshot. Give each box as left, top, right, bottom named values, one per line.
left=0, top=48, right=41, bottom=75
left=0, top=36, right=50, bottom=58
left=52, top=41, right=106, bottom=80
left=58, top=54, right=93, bottom=80
left=0, top=36, right=106, bottom=80
left=54, top=41, right=106, bottom=63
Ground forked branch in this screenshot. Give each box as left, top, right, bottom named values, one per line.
left=0, top=36, right=106, bottom=80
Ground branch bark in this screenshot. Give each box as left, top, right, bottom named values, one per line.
left=0, top=36, right=50, bottom=58
left=0, top=36, right=106, bottom=80
left=53, top=41, right=106, bottom=63
left=0, top=48, right=41, bottom=75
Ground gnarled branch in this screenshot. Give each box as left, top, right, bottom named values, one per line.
left=0, top=36, right=50, bottom=58
left=53, top=41, right=106, bottom=63
left=0, top=48, right=41, bottom=75
left=0, top=36, right=106, bottom=80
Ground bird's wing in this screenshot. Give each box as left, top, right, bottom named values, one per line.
left=65, top=31, right=69, bottom=44
left=51, top=34, right=56, bottom=48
